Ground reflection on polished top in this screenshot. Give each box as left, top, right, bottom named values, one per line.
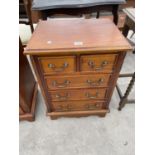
left=25, top=19, right=132, bottom=55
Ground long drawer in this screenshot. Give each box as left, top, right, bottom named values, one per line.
left=49, top=88, right=108, bottom=101
left=52, top=100, right=107, bottom=112
left=45, top=74, right=111, bottom=90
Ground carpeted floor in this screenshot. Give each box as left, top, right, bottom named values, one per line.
left=19, top=52, right=135, bottom=155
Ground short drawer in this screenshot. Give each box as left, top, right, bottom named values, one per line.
left=49, top=88, right=107, bottom=101
left=52, top=100, right=106, bottom=112
left=38, top=56, right=76, bottom=75
left=80, top=54, right=118, bottom=73
left=45, top=74, right=111, bottom=90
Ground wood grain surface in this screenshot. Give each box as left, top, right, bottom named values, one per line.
left=25, top=19, right=132, bottom=55
left=25, top=19, right=132, bottom=119
left=45, top=73, right=111, bottom=90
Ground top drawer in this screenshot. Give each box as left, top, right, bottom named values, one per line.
left=80, top=54, right=118, bottom=73
left=38, top=56, right=76, bottom=75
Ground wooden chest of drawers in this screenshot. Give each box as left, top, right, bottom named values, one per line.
left=24, top=19, right=132, bottom=119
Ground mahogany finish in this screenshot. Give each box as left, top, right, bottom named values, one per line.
left=19, top=38, right=38, bottom=121
left=45, top=74, right=111, bottom=90
left=80, top=54, right=118, bottom=73
left=25, top=19, right=131, bottom=54
left=38, top=56, right=76, bottom=75
left=52, top=100, right=107, bottom=112
left=50, top=88, right=107, bottom=102
left=24, top=19, right=131, bottom=119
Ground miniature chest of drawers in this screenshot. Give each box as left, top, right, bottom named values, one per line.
left=24, top=19, right=132, bottom=119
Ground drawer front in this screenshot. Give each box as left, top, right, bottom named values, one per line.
left=50, top=88, right=107, bottom=101
left=45, top=74, right=111, bottom=90
left=52, top=101, right=106, bottom=112
left=38, top=56, right=76, bottom=74
left=80, top=54, right=118, bottom=73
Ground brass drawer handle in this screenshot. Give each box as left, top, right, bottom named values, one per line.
left=55, top=104, right=73, bottom=111
left=66, top=105, right=73, bottom=111
left=48, top=62, right=68, bottom=72
left=55, top=93, right=69, bottom=100
left=85, top=103, right=101, bottom=109
left=87, top=78, right=104, bottom=86
left=88, top=60, right=108, bottom=71
left=52, top=80, right=70, bottom=88
left=85, top=104, right=95, bottom=110
left=85, top=92, right=99, bottom=99
left=55, top=105, right=63, bottom=111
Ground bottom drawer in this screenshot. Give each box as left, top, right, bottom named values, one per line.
left=52, top=100, right=107, bottom=112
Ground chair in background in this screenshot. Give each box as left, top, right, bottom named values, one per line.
left=19, top=0, right=34, bottom=33
left=31, top=0, right=127, bottom=25
left=116, top=7, right=135, bottom=110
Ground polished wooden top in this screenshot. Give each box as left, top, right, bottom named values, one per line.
left=25, top=19, right=132, bottom=55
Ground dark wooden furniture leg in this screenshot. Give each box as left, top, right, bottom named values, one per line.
left=41, top=11, right=48, bottom=20
left=112, top=5, right=119, bottom=25
left=96, top=11, right=100, bottom=18
left=122, top=24, right=130, bottom=37
left=118, top=73, right=135, bottom=110
left=23, top=0, right=34, bottom=33
left=116, top=8, right=135, bottom=110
